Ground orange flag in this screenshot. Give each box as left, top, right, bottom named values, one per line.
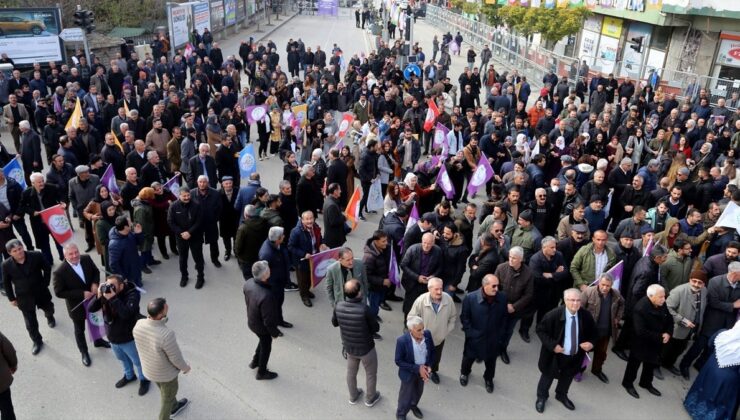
left=65, top=97, right=82, bottom=130
left=344, top=186, right=362, bottom=231
left=110, top=131, right=123, bottom=152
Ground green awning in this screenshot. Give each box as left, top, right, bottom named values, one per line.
left=107, top=27, right=147, bottom=38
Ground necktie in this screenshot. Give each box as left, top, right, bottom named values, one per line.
left=570, top=316, right=577, bottom=355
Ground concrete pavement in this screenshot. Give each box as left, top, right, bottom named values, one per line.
left=0, top=10, right=692, bottom=420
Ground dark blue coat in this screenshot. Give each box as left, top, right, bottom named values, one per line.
left=258, top=240, right=291, bottom=293
left=395, top=330, right=435, bottom=382
left=460, top=289, right=508, bottom=360
left=287, top=222, right=322, bottom=271
left=108, top=228, right=143, bottom=286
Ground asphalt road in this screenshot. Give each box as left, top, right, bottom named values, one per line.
left=0, top=10, right=692, bottom=420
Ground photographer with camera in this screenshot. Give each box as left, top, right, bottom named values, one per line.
left=88, top=274, right=150, bottom=396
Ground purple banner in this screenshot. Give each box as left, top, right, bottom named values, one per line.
left=435, top=163, right=455, bottom=200
left=467, top=152, right=495, bottom=196
left=83, top=300, right=107, bottom=342
left=317, top=0, right=338, bottom=16
left=389, top=247, right=401, bottom=288
left=101, top=164, right=120, bottom=195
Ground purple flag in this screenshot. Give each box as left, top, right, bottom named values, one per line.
left=308, top=247, right=342, bottom=287
left=246, top=105, right=269, bottom=125
left=335, top=138, right=345, bottom=151
left=163, top=174, right=181, bottom=197
left=406, top=203, right=419, bottom=231
left=389, top=247, right=402, bottom=288
left=83, top=300, right=107, bottom=342
left=467, top=152, right=495, bottom=196
left=433, top=123, right=449, bottom=155
left=101, top=164, right=120, bottom=195
left=591, top=260, right=623, bottom=291
left=642, top=238, right=654, bottom=257
left=53, top=94, right=63, bottom=115
left=435, top=163, right=455, bottom=199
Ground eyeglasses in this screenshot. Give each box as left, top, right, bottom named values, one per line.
left=493, top=229, right=503, bottom=233
left=489, top=284, right=499, bottom=288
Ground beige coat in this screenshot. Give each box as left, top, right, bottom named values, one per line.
left=145, top=128, right=170, bottom=157
left=581, top=285, right=624, bottom=343
left=408, top=291, right=458, bottom=346
left=133, top=318, right=189, bottom=382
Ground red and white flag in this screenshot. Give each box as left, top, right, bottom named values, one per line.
left=337, top=113, right=354, bottom=138
left=40, top=204, right=74, bottom=245
left=423, top=99, right=440, bottom=132
left=345, top=186, right=362, bottom=231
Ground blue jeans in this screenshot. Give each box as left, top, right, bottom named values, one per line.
left=238, top=131, right=248, bottom=147
left=111, top=340, right=147, bottom=381
left=368, top=290, right=384, bottom=317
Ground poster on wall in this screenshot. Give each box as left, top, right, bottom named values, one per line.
left=601, top=16, right=623, bottom=38
left=193, top=2, right=211, bottom=33
left=717, top=37, right=740, bottom=68
left=169, top=4, right=192, bottom=48
left=0, top=8, right=64, bottom=66
left=579, top=30, right=599, bottom=65
left=318, top=0, right=339, bottom=15
left=644, top=49, right=666, bottom=78
left=237, top=0, right=246, bottom=20
left=596, top=35, right=619, bottom=74
left=210, top=0, right=225, bottom=32
left=225, top=0, right=237, bottom=25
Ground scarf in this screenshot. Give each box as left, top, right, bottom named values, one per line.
left=714, top=320, right=740, bottom=368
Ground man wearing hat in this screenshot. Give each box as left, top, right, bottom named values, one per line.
left=633, top=223, right=655, bottom=254
left=509, top=209, right=542, bottom=264
left=584, top=195, right=607, bottom=231
left=68, top=165, right=100, bottom=252
left=662, top=270, right=707, bottom=376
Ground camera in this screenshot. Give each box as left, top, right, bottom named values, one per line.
left=99, top=283, right=116, bottom=294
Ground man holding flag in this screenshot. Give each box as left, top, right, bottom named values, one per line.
left=580, top=273, right=624, bottom=384
left=20, top=173, right=66, bottom=264
left=362, top=230, right=391, bottom=334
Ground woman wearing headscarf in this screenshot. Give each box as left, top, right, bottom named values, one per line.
left=131, top=187, right=157, bottom=274
left=205, top=110, right=222, bottom=158
left=94, top=200, right=120, bottom=270
left=151, top=182, right=178, bottom=260
left=683, top=320, right=740, bottom=420
left=84, top=184, right=122, bottom=263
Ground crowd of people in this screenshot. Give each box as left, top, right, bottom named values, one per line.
left=0, top=15, right=739, bottom=420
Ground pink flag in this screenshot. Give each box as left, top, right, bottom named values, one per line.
left=83, top=300, right=108, bottom=342
left=435, top=163, right=455, bottom=199
left=389, top=247, right=402, bottom=288
left=308, top=247, right=342, bottom=287
left=467, top=152, right=495, bottom=196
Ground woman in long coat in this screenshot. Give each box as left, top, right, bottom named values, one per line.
left=131, top=187, right=156, bottom=273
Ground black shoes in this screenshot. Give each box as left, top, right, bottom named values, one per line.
left=386, top=294, right=404, bottom=302
left=302, top=297, right=313, bottom=307
left=555, top=395, right=575, bottom=410
left=212, top=260, right=222, bottom=268
left=278, top=321, right=293, bottom=328
left=349, top=388, right=364, bottom=405
left=624, top=386, right=640, bottom=399
left=365, top=391, right=381, bottom=407
left=142, top=266, right=152, bottom=274
left=307, top=291, right=315, bottom=299
left=224, top=253, right=231, bottom=261
left=256, top=370, right=278, bottom=380
left=459, top=374, right=468, bottom=386
left=94, top=339, right=111, bottom=348
left=410, top=406, right=423, bottom=419
left=284, top=282, right=299, bottom=292
left=665, top=365, right=682, bottom=376
left=170, top=398, right=190, bottom=417
left=277, top=330, right=284, bottom=337
left=180, top=277, right=188, bottom=287
left=138, top=380, right=150, bottom=396
left=653, top=367, right=664, bottom=380
left=31, top=341, right=43, bottom=355
left=373, top=333, right=382, bottom=340
left=500, top=351, right=510, bottom=365
left=115, top=375, right=136, bottom=388
left=613, top=348, right=629, bottom=361
left=150, top=259, right=162, bottom=265
left=639, top=384, right=662, bottom=396
left=380, top=302, right=392, bottom=311
left=593, top=371, right=609, bottom=384
left=162, top=253, right=170, bottom=260
left=85, top=245, right=95, bottom=252
left=195, top=278, right=204, bottom=289
left=47, top=316, right=56, bottom=328
left=376, top=316, right=383, bottom=323
left=535, top=398, right=546, bottom=413
left=680, top=366, right=691, bottom=380
left=249, top=360, right=258, bottom=369
left=81, top=352, right=91, bottom=367
left=430, top=372, right=439, bottom=384
left=485, top=380, right=494, bottom=394
left=519, top=330, right=531, bottom=343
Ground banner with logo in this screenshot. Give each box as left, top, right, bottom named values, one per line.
left=83, top=300, right=107, bottom=342
left=163, top=174, right=182, bottom=197
left=100, top=164, right=120, bottom=196
left=337, top=113, right=354, bottom=138
left=433, top=123, right=449, bottom=155
left=246, top=104, right=269, bottom=125
left=238, top=144, right=257, bottom=178
left=2, top=158, right=26, bottom=189
left=40, top=204, right=73, bottom=245
left=292, top=104, right=308, bottom=127
left=435, top=163, right=455, bottom=199
left=467, top=152, right=495, bottom=196
left=308, top=247, right=342, bottom=287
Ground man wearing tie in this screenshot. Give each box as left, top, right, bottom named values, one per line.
left=534, top=288, right=596, bottom=414
left=53, top=243, right=108, bottom=367
left=395, top=316, right=435, bottom=420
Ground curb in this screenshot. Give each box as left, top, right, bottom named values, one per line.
left=247, top=12, right=299, bottom=43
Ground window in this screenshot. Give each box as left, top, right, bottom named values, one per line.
left=651, top=25, right=672, bottom=51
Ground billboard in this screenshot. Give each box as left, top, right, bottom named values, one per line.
left=193, top=2, right=211, bottom=33
left=169, top=4, right=192, bottom=48
left=210, top=0, right=225, bottom=32
left=0, top=7, right=64, bottom=66
left=225, top=0, right=237, bottom=26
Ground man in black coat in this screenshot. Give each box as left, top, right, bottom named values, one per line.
left=190, top=175, right=222, bottom=267
left=187, top=144, right=217, bottom=189
left=322, top=183, right=347, bottom=249
left=459, top=274, right=508, bottom=393
left=167, top=187, right=204, bottom=288
left=2, top=240, right=54, bottom=355
left=621, top=285, right=673, bottom=399
left=215, top=137, right=240, bottom=189
left=401, top=233, right=442, bottom=317
left=332, top=279, right=381, bottom=405
left=535, top=288, right=596, bottom=413
left=466, top=233, right=500, bottom=293
left=0, top=172, right=33, bottom=252
left=20, top=173, right=65, bottom=265
left=52, top=243, right=106, bottom=367
left=357, top=140, right=379, bottom=219
left=243, top=261, right=281, bottom=380
left=296, top=165, right=318, bottom=218
left=522, top=237, right=569, bottom=339
left=219, top=177, right=239, bottom=261
left=325, top=149, right=348, bottom=207
left=125, top=140, right=148, bottom=176
left=140, top=151, right=172, bottom=188
left=19, top=121, right=42, bottom=185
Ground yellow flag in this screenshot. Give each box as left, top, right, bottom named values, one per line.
left=124, top=99, right=130, bottom=116
left=65, top=97, right=83, bottom=130
left=291, top=104, right=308, bottom=127
left=110, top=131, right=123, bottom=152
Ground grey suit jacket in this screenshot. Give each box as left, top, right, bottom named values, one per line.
left=666, top=282, right=707, bottom=340
left=324, top=259, right=367, bottom=307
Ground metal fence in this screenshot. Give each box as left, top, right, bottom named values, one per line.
left=427, top=4, right=736, bottom=108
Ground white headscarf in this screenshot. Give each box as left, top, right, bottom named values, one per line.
left=555, top=136, right=566, bottom=150
left=714, top=320, right=740, bottom=368
left=515, top=133, right=531, bottom=163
